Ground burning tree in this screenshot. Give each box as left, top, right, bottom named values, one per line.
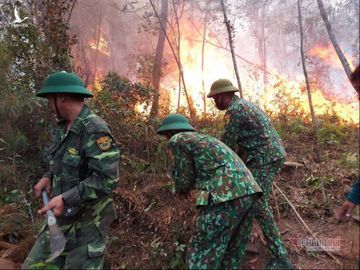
left=316, top=0, right=353, bottom=84
left=149, top=0, right=168, bottom=118
left=64, top=0, right=358, bottom=122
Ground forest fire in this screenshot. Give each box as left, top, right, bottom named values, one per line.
left=89, top=32, right=110, bottom=56
left=93, top=74, right=103, bottom=91
left=87, top=30, right=111, bottom=90
left=83, top=24, right=358, bottom=124
left=2, top=1, right=360, bottom=269
left=158, top=22, right=359, bottom=123
left=162, top=21, right=234, bottom=112
left=309, top=44, right=355, bottom=70
left=262, top=76, right=359, bottom=123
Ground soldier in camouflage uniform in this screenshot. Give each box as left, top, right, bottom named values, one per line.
left=22, top=72, right=120, bottom=269
left=157, top=114, right=263, bottom=269
left=208, top=79, right=293, bottom=269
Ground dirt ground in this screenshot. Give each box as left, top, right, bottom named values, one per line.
left=106, top=166, right=360, bottom=270
left=0, top=145, right=359, bottom=269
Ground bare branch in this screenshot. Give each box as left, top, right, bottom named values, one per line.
left=149, top=0, right=195, bottom=117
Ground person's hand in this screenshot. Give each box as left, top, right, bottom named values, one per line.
left=38, top=195, right=65, bottom=217
left=34, top=177, right=51, bottom=197
left=337, top=200, right=356, bottom=222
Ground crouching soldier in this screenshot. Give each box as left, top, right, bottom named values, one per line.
left=208, top=79, right=292, bottom=269
left=22, top=72, right=120, bottom=269
left=157, top=114, right=263, bottom=269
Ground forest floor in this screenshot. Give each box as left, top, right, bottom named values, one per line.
left=0, top=133, right=359, bottom=269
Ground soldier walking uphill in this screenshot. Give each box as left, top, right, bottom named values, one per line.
left=208, top=79, right=293, bottom=269
left=157, top=114, right=263, bottom=269
left=22, top=72, right=120, bottom=269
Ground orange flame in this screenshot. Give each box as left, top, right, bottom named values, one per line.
left=309, top=44, right=355, bottom=70
left=160, top=25, right=358, bottom=123
left=93, top=73, right=102, bottom=91
left=163, top=21, right=234, bottom=112
left=89, top=32, right=110, bottom=56
left=81, top=23, right=358, bottom=124
left=261, top=74, right=359, bottom=123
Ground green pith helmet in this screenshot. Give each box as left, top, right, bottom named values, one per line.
left=157, top=114, right=195, bottom=134
left=36, top=71, right=93, bottom=98
left=207, top=79, right=238, bottom=98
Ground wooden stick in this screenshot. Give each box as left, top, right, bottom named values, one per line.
left=272, top=186, right=281, bottom=221
left=273, top=182, right=342, bottom=266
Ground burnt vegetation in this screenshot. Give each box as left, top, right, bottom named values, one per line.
left=0, top=0, right=358, bottom=269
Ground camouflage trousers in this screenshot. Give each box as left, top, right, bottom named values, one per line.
left=22, top=223, right=106, bottom=269
left=248, top=158, right=288, bottom=258
left=187, top=195, right=257, bottom=269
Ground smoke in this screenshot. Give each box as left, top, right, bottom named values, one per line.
left=69, top=0, right=359, bottom=107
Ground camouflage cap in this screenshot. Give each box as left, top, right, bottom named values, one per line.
left=207, top=79, right=238, bottom=98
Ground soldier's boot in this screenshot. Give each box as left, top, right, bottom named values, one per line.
left=265, top=256, right=293, bottom=269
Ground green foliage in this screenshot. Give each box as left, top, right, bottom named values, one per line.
left=297, top=198, right=331, bottom=219
left=0, top=3, right=357, bottom=269
left=273, top=117, right=311, bottom=141
left=0, top=0, right=77, bottom=214
left=339, top=152, right=359, bottom=175
left=264, top=79, right=308, bottom=122
left=304, top=175, right=324, bottom=191
left=193, top=113, right=225, bottom=139
left=30, top=262, right=59, bottom=270
left=2, top=129, right=29, bottom=155
left=100, top=72, right=153, bottom=109
left=90, top=72, right=153, bottom=125
left=162, top=181, right=175, bottom=191
left=287, top=118, right=306, bottom=134
left=303, top=174, right=342, bottom=191
left=1, top=1, right=75, bottom=91
left=129, top=53, right=168, bottom=88
left=0, top=164, right=13, bottom=185
left=35, top=0, right=77, bottom=71
left=317, top=123, right=346, bottom=145
left=3, top=189, right=20, bottom=204
left=89, top=72, right=165, bottom=170
left=150, top=237, right=168, bottom=258
left=169, top=241, right=186, bottom=269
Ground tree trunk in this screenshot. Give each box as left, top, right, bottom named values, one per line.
left=92, top=13, right=103, bottom=88
left=298, top=0, right=326, bottom=201
left=150, top=0, right=168, bottom=118
left=201, top=11, right=208, bottom=116
left=172, top=0, right=195, bottom=116
left=220, top=0, right=243, bottom=98
left=316, top=0, right=353, bottom=82
left=171, top=0, right=182, bottom=111
left=80, top=41, right=91, bottom=87
left=254, top=2, right=268, bottom=90
left=298, top=0, right=317, bottom=132
left=188, top=35, right=274, bottom=78
left=261, top=1, right=268, bottom=88
left=149, top=0, right=195, bottom=118
left=66, top=0, right=77, bottom=24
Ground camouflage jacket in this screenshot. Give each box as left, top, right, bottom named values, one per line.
left=43, top=105, right=120, bottom=231
left=222, top=95, right=285, bottom=166
left=167, top=132, right=262, bottom=205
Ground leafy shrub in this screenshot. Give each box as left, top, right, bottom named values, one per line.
left=317, top=123, right=346, bottom=145
left=2, top=128, right=29, bottom=156
left=169, top=241, right=186, bottom=269
left=339, top=152, right=359, bottom=176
